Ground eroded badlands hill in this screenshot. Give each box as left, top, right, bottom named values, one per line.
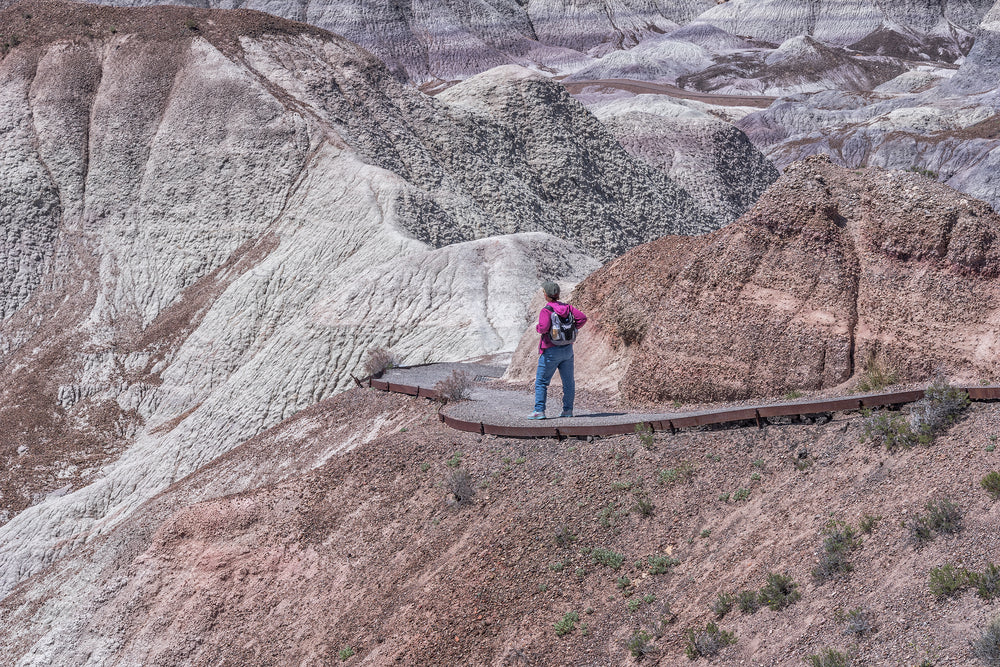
left=0, top=0, right=716, bottom=600
left=510, top=156, right=1000, bottom=403
left=1, top=384, right=997, bottom=665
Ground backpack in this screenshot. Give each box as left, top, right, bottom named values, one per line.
left=545, top=304, right=577, bottom=346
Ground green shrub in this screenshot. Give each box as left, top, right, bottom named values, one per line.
left=658, top=462, right=695, bottom=484
left=554, top=611, right=579, bottom=636
left=737, top=589, right=760, bottom=614
left=648, top=555, right=680, bottom=575
left=806, top=647, right=850, bottom=667
left=617, top=575, right=631, bottom=591
left=591, top=548, right=624, bottom=570
left=911, top=378, right=969, bottom=436
left=972, top=564, right=1000, bottom=601
left=758, top=572, right=801, bottom=611
left=928, top=564, right=970, bottom=599
left=858, top=513, right=880, bottom=534
left=338, top=646, right=355, bottom=660
left=710, top=592, right=734, bottom=619
left=909, top=498, right=962, bottom=546
left=634, top=494, right=654, bottom=517
left=733, top=488, right=750, bottom=502
left=684, top=622, right=736, bottom=659
left=554, top=524, right=577, bottom=547
left=814, top=523, right=861, bottom=582
left=982, top=472, right=1000, bottom=501
left=625, top=630, right=659, bottom=659
left=860, top=410, right=917, bottom=450
left=972, top=616, right=1000, bottom=665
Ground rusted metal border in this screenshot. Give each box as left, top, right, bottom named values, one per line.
left=359, top=372, right=1000, bottom=439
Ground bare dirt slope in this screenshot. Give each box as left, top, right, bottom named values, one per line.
left=510, top=155, right=1000, bottom=404
left=1, top=385, right=998, bottom=665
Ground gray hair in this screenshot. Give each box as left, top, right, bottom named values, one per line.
left=542, top=281, right=560, bottom=299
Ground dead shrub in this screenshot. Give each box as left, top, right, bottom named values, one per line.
left=445, top=469, right=475, bottom=506
left=973, top=616, right=1000, bottom=665
left=364, top=346, right=399, bottom=377
left=855, top=351, right=898, bottom=392
left=435, top=370, right=473, bottom=402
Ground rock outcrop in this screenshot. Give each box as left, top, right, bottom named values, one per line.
left=508, top=156, right=1000, bottom=403
left=0, top=0, right=714, bottom=599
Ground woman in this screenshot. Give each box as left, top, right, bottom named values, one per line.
left=529, top=281, right=587, bottom=419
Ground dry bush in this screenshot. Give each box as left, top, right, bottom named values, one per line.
left=445, top=469, right=475, bottom=506
left=684, top=622, right=736, bottom=659
left=855, top=352, right=898, bottom=392
left=973, top=617, right=1000, bottom=665
left=435, top=370, right=473, bottom=402
left=364, top=346, right=400, bottom=377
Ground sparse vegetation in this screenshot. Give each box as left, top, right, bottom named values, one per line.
left=907, top=166, right=939, bottom=179
left=627, top=598, right=641, bottom=612
left=184, top=17, right=199, bottom=30
left=434, top=370, right=473, bottom=402
left=364, top=346, right=399, bottom=376
left=784, top=389, right=804, bottom=400
left=634, top=494, right=654, bottom=517
left=626, top=630, right=659, bottom=659
left=554, top=611, right=579, bottom=636
left=733, top=488, right=750, bottom=502
left=659, top=462, right=696, bottom=484
left=982, top=472, right=1000, bottom=501
left=737, top=589, right=760, bottom=614
left=806, top=647, right=850, bottom=667
left=554, top=525, right=577, bottom=547
left=684, top=621, right=736, bottom=659
left=861, top=410, right=918, bottom=450
left=647, top=555, right=680, bottom=575
left=338, top=646, right=355, bottom=660
left=635, top=422, right=654, bottom=449
left=972, top=563, right=1000, bottom=600
left=929, top=564, right=969, bottom=599
left=909, top=498, right=962, bottom=546
left=710, top=592, right=734, bottom=619
left=859, top=513, right=880, bottom=534
left=973, top=617, right=1000, bottom=665
left=591, top=548, right=624, bottom=570
left=855, top=352, right=897, bottom=392
left=616, top=575, right=632, bottom=592
left=911, top=378, right=970, bottom=436
left=838, top=607, right=872, bottom=636
left=814, top=522, right=861, bottom=582
left=598, top=502, right=623, bottom=529
left=445, top=451, right=464, bottom=468
left=758, top=572, right=801, bottom=611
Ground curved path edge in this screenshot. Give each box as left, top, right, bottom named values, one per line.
left=353, top=369, right=1000, bottom=439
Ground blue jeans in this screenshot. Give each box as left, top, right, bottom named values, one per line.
left=535, top=345, right=575, bottom=413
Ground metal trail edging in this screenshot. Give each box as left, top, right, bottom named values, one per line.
left=359, top=370, right=1000, bottom=439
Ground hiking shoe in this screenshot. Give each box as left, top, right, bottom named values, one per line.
left=527, top=411, right=546, bottom=420
left=559, top=410, right=573, bottom=418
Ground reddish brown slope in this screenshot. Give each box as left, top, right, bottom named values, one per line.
left=2, top=386, right=998, bottom=665
left=515, top=155, right=1000, bottom=403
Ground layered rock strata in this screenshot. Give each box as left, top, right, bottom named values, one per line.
left=508, top=156, right=1000, bottom=402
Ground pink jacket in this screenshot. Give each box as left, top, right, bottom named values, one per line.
left=537, top=302, right=587, bottom=353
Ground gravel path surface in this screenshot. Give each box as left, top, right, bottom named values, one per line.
left=379, top=362, right=838, bottom=428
